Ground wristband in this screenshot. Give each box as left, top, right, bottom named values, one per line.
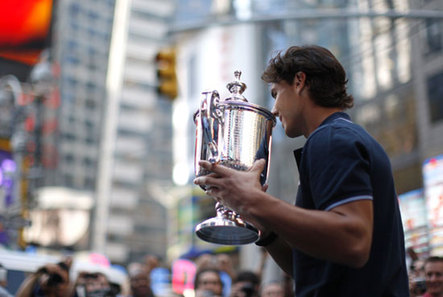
left=255, top=231, right=277, bottom=246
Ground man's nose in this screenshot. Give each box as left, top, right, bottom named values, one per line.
left=271, top=105, right=278, bottom=117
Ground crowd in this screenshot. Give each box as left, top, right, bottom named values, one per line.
left=1, top=248, right=443, bottom=297
left=409, top=254, right=443, bottom=297
left=0, top=249, right=290, bottom=297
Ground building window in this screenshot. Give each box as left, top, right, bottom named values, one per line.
left=427, top=71, right=443, bottom=123
left=425, top=19, right=442, bottom=55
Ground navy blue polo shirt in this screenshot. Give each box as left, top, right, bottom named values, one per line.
left=292, top=112, right=409, bottom=297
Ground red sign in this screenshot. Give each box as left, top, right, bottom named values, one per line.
left=171, top=259, right=197, bottom=294
left=0, top=0, right=54, bottom=65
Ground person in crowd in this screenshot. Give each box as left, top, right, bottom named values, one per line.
left=195, top=253, right=216, bottom=271
left=193, top=45, right=409, bottom=296
left=127, top=262, right=155, bottom=297
left=230, top=271, right=260, bottom=297
left=214, top=254, right=233, bottom=297
left=194, top=268, right=223, bottom=297
left=259, top=281, right=284, bottom=297
left=421, top=256, right=443, bottom=297
left=215, top=254, right=235, bottom=281
left=72, top=271, right=114, bottom=297
left=15, top=258, right=71, bottom=297
left=193, top=253, right=232, bottom=297
left=410, top=257, right=427, bottom=296
left=0, top=264, right=13, bottom=297
left=143, top=255, right=159, bottom=276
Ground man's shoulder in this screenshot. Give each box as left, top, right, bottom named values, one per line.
left=307, top=119, right=365, bottom=148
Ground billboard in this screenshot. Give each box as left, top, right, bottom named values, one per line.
left=0, top=149, right=17, bottom=244
left=0, top=0, right=54, bottom=75
left=423, top=155, right=443, bottom=256
left=398, top=189, right=429, bottom=256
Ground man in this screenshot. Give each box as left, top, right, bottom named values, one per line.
left=16, top=259, right=71, bottom=297
left=260, top=281, right=285, bottom=297
left=194, top=268, right=223, bottom=297
left=194, top=45, right=409, bottom=296
left=128, top=263, right=155, bottom=297
left=230, top=271, right=260, bottom=297
left=422, top=256, right=443, bottom=297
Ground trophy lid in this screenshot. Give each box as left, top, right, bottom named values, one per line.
left=225, top=71, right=248, bottom=102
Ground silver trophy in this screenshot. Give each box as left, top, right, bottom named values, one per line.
left=194, top=71, right=275, bottom=245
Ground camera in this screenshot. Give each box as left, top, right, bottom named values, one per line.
left=413, top=278, right=426, bottom=294
left=37, top=267, right=64, bottom=286
left=240, top=284, right=255, bottom=297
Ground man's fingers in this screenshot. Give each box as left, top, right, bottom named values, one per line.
left=198, top=160, right=233, bottom=176
left=194, top=175, right=220, bottom=188
left=250, top=159, right=266, bottom=173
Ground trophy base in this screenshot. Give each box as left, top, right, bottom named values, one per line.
left=195, top=217, right=259, bottom=245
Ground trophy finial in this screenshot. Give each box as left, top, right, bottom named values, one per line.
left=234, top=70, right=242, bottom=81
left=226, top=70, right=247, bottom=101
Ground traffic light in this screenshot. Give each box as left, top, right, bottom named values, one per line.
left=156, top=48, right=178, bottom=100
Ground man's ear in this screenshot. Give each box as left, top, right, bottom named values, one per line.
left=294, top=71, right=307, bottom=91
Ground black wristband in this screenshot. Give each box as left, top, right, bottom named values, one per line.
left=255, top=231, right=277, bottom=246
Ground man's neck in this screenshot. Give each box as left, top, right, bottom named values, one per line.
left=303, top=105, right=344, bottom=137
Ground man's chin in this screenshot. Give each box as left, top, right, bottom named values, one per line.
left=427, top=286, right=442, bottom=294
left=285, top=130, right=301, bottom=138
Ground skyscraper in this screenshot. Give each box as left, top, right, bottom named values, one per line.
left=48, top=0, right=175, bottom=263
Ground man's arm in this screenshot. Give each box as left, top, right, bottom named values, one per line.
left=252, top=196, right=373, bottom=268
left=195, top=160, right=373, bottom=269
left=261, top=235, right=294, bottom=276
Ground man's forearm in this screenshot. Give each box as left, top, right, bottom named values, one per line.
left=264, top=236, right=294, bottom=276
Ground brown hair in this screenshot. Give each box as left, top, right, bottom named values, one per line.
left=425, top=256, right=443, bottom=265
left=261, top=45, right=354, bottom=109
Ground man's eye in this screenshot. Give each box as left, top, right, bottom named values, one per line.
left=271, top=91, right=276, bottom=98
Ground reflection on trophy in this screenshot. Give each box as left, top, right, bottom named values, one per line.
left=193, top=71, right=276, bottom=245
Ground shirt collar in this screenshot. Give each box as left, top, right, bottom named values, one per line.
left=319, top=111, right=351, bottom=127
left=293, top=112, right=351, bottom=168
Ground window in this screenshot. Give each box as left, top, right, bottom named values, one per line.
left=427, top=71, right=443, bottom=123
left=425, top=19, right=442, bottom=54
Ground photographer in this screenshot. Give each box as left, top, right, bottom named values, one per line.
left=230, top=271, right=260, bottom=297
left=15, top=258, right=71, bottom=297
left=72, top=271, right=115, bottom=297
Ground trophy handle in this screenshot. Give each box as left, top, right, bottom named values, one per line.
left=200, top=90, right=223, bottom=163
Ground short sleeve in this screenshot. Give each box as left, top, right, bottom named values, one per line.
left=303, top=126, right=373, bottom=211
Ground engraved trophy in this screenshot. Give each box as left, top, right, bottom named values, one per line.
left=194, top=71, right=276, bottom=245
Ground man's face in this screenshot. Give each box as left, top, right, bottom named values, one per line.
left=270, top=79, right=306, bottom=138
left=260, top=283, right=284, bottom=297
left=130, top=272, right=151, bottom=297
left=197, top=271, right=223, bottom=296
left=425, top=261, right=443, bottom=295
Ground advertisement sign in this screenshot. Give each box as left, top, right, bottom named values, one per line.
left=423, top=155, right=443, bottom=256
left=398, top=189, right=429, bottom=255
left=171, top=258, right=196, bottom=295
left=0, top=149, right=16, bottom=244
left=0, top=0, right=54, bottom=75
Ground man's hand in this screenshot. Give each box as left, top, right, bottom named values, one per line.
left=193, top=159, right=266, bottom=213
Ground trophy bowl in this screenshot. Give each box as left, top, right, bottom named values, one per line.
left=193, top=71, right=275, bottom=245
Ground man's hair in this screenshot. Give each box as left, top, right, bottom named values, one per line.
left=234, top=271, right=260, bottom=286
left=261, top=45, right=354, bottom=109
left=425, top=256, right=443, bottom=266
left=194, top=267, right=222, bottom=290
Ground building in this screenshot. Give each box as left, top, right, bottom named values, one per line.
left=29, top=0, right=176, bottom=263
